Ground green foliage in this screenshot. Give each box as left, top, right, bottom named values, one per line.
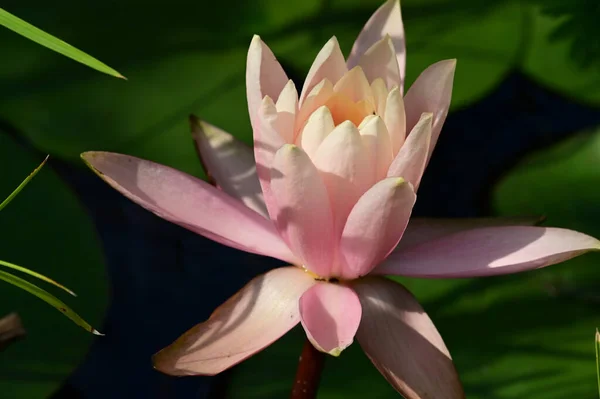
left=0, top=134, right=107, bottom=397
left=529, top=0, right=600, bottom=70
left=0, top=157, right=100, bottom=334
left=0, top=8, right=124, bottom=78
left=594, top=328, right=600, bottom=395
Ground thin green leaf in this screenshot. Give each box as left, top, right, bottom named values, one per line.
left=0, top=155, right=48, bottom=212
left=594, top=328, right=600, bottom=396
left=0, top=269, right=101, bottom=335
left=0, top=259, right=75, bottom=296
left=0, top=8, right=125, bottom=79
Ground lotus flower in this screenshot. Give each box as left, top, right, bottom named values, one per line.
left=81, top=1, right=600, bottom=397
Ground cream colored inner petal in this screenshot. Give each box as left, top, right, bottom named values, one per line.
left=296, top=105, right=335, bottom=159
left=294, top=78, right=335, bottom=139
left=370, top=78, right=389, bottom=117
left=333, top=66, right=375, bottom=106
left=383, top=86, right=406, bottom=156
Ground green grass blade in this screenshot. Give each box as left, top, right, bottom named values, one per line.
left=0, top=155, right=48, bottom=212
left=594, top=329, right=600, bottom=396
left=0, top=8, right=125, bottom=79
left=0, top=269, right=102, bottom=335
left=0, top=259, right=75, bottom=296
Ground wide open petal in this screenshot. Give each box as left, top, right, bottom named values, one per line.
left=339, top=178, right=415, bottom=280
left=270, top=145, right=336, bottom=277
left=347, top=0, right=406, bottom=91
left=246, top=35, right=289, bottom=130
left=353, top=277, right=464, bottom=399
left=299, top=282, right=361, bottom=356
left=81, top=151, right=297, bottom=264
left=376, top=226, right=600, bottom=278
left=190, top=116, right=267, bottom=218
left=299, top=37, right=347, bottom=105
left=395, top=216, right=544, bottom=252
left=153, top=267, right=316, bottom=376
left=404, top=59, right=456, bottom=164
left=387, top=112, right=432, bottom=190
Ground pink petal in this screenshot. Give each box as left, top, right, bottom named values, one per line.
left=347, top=0, right=406, bottom=92
left=270, top=145, right=336, bottom=277
left=339, top=178, right=415, bottom=279
left=396, top=216, right=544, bottom=252
left=333, top=66, right=373, bottom=104
left=353, top=277, right=464, bottom=399
left=387, top=112, right=432, bottom=190
left=358, top=35, right=401, bottom=89
left=359, top=115, right=393, bottom=181
left=81, top=151, right=297, bottom=264
left=275, top=80, right=299, bottom=144
left=376, top=226, right=600, bottom=278
left=371, top=78, right=388, bottom=116
left=297, top=105, right=335, bottom=159
left=246, top=35, right=289, bottom=130
left=404, top=59, right=456, bottom=164
left=294, top=79, right=335, bottom=138
left=299, top=282, right=362, bottom=356
left=299, top=37, right=347, bottom=106
left=383, top=86, right=406, bottom=156
left=190, top=116, right=267, bottom=218
left=153, top=267, right=316, bottom=376
left=313, top=121, right=372, bottom=258
left=254, top=96, right=288, bottom=220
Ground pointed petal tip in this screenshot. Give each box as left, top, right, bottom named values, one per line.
left=306, top=336, right=352, bottom=357
left=92, top=329, right=104, bottom=336
left=393, top=177, right=406, bottom=187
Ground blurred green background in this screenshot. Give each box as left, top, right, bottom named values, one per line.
left=1, top=0, right=600, bottom=397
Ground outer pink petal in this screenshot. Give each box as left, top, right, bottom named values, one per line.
left=255, top=96, right=288, bottom=220
left=190, top=116, right=268, bottom=218
left=358, top=115, right=393, bottom=181
left=299, top=283, right=362, bottom=356
left=81, top=151, right=297, bottom=264
left=270, top=145, right=336, bottom=277
left=339, top=178, right=415, bottom=279
left=353, top=277, right=464, bottom=399
left=153, top=267, right=316, bottom=376
left=347, top=0, right=406, bottom=91
left=299, top=37, right=347, bottom=105
left=376, top=226, right=600, bottom=278
left=387, top=112, right=432, bottom=190
left=404, top=59, right=456, bottom=164
left=358, top=35, right=401, bottom=89
left=275, top=79, right=299, bottom=144
left=313, top=121, right=372, bottom=251
left=246, top=35, right=289, bottom=130
left=384, top=86, right=407, bottom=156
left=396, top=216, right=544, bottom=252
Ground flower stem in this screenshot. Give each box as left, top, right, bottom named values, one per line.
left=290, top=337, right=326, bottom=399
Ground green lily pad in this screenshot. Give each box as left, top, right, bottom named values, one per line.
left=522, top=6, right=600, bottom=105
left=0, top=132, right=107, bottom=398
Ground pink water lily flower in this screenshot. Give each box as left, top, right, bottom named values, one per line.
left=81, top=1, right=600, bottom=398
